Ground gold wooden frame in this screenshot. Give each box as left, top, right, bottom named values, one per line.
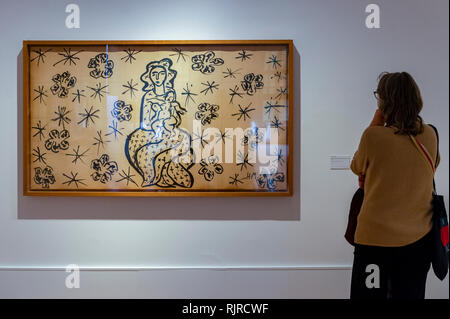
left=22, top=40, right=294, bottom=197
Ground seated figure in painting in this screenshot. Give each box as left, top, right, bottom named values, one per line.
left=125, top=58, right=194, bottom=188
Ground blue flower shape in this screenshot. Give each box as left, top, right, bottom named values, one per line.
left=256, top=172, right=285, bottom=190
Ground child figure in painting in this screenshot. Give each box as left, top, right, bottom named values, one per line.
left=125, top=58, right=194, bottom=188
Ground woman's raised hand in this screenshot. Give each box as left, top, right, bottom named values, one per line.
left=370, top=109, right=386, bottom=127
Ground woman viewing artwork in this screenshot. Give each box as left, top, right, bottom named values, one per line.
left=125, top=58, right=194, bottom=188
left=349, top=72, right=441, bottom=299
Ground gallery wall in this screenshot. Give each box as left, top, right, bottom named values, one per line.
left=0, top=0, right=448, bottom=298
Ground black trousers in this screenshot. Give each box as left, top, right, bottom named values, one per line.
left=350, top=230, right=433, bottom=299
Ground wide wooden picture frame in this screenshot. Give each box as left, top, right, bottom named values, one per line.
left=23, top=40, right=293, bottom=197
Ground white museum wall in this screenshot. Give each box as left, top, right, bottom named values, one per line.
left=0, top=0, right=448, bottom=298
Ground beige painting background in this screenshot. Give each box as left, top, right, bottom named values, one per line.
left=28, top=44, right=289, bottom=192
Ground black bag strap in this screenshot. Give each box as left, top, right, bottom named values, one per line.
left=428, top=124, right=439, bottom=192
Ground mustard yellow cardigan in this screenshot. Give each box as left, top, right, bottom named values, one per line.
left=350, top=124, right=440, bottom=246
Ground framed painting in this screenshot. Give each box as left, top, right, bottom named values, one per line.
left=22, top=40, right=293, bottom=196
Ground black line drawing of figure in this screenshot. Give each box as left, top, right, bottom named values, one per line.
left=125, top=58, right=194, bottom=188
left=88, top=53, right=114, bottom=79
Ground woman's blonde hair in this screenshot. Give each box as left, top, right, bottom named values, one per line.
left=376, top=72, right=424, bottom=136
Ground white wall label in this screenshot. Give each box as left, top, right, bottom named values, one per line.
left=330, top=156, right=351, bottom=170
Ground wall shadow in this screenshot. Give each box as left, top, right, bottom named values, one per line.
left=17, top=45, right=301, bottom=220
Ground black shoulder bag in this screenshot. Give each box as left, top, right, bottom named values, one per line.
left=411, top=124, right=449, bottom=280
left=344, top=188, right=364, bottom=246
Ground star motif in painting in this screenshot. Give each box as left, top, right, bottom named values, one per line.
left=200, top=81, right=219, bottom=95
left=116, top=167, right=139, bottom=187
left=52, top=105, right=71, bottom=129
left=181, top=83, right=197, bottom=107
left=270, top=116, right=285, bottom=131
left=271, top=71, right=283, bottom=82
left=71, top=89, right=86, bottom=103
left=237, top=151, right=254, bottom=172
left=214, top=129, right=232, bottom=144
left=229, top=173, right=245, bottom=186
left=193, top=127, right=211, bottom=148
left=92, top=130, right=110, bottom=154
left=121, top=48, right=142, bottom=64
left=122, top=79, right=138, bottom=99
left=62, top=171, right=86, bottom=188
left=78, top=106, right=100, bottom=127
left=228, top=85, right=243, bottom=104
left=30, top=48, right=51, bottom=66
left=33, top=86, right=48, bottom=104
left=275, top=87, right=287, bottom=99
left=169, top=48, right=189, bottom=63
left=105, top=120, right=124, bottom=140
left=66, top=145, right=89, bottom=165
left=53, top=48, right=83, bottom=67
left=87, top=83, right=108, bottom=102
left=264, top=100, right=286, bottom=116
left=32, top=146, right=47, bottom=164
left=266, top=55, right=281, bottom=69
left=271, top=149, right=285, bottom=167
left=32, top=120, right=46, bottom=140
left=235, top=50, right=253, bottom=62
left=232, top=103, right=255, bottom=121
left=222, top=67, right=241, bottom=79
